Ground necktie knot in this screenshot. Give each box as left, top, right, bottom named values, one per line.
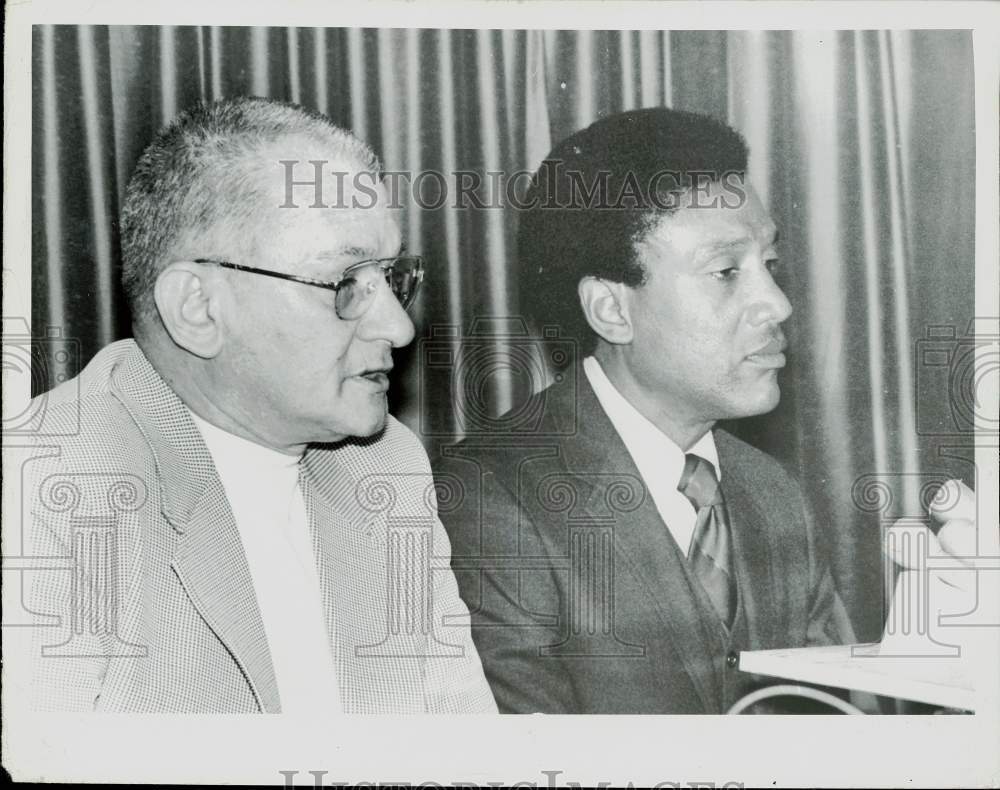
left=677, top=453, right=722, bottom=510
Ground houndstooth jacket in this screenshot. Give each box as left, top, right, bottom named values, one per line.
left=19, top=340, right=497, bottom=713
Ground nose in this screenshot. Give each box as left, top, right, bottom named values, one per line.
left=358, top=281, right=416, bottom=348
left=745, top=267, right=792, bottom=328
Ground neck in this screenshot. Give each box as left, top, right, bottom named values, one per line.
left=138, top=333, right=308, bottom=457
left=592, top=346, right=715, bottom=451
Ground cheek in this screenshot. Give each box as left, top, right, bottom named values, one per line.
left=641, top=296, right=727, bottom=359
left=671, top=309, right=749, bottom=392
left=292, top=316, right=360, bottom=375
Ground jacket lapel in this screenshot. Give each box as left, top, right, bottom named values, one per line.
left=169, top=482, right=282, bottom=713
left=550, top=373, right=722, bottom=712
left=302, top=444, right=417, bottom=713
left=109, top=343, right=281, bottom=713
left=298, top=460, right=349, bottom=709
left=299, top=451, right=363, bottom=709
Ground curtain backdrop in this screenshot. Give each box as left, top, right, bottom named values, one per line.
left=31, top=27, right=976, bottom=645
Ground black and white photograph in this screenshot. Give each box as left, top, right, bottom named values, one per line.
left=2, top=1, right=998, bottom=786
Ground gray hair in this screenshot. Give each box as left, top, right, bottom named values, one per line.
left=120, top=96, right=379, bottom=326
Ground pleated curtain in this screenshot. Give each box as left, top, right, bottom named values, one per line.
left=31, top=27, right=976, bottom=643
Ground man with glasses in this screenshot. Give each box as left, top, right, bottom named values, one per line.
left=21, top=97, right=495, bottom=713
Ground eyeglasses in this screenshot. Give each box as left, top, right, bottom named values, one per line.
left=194, top=255, right=425, bottom=320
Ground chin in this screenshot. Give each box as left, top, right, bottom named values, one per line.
left=747, top=384, right=782, bottom=416
left=720, top=382, right=782, bottom=420
left=351, top=404, right=390, bottom=438
left=313, top=402, right=388, bottom=444
left=355, top=416, right=388, bottom=438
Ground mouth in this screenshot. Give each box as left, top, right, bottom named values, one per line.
left=745, top=336, right=788, bottom=369
left=354, top=368, right=392, bottom=391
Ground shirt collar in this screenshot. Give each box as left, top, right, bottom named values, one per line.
left=582, top=355, right=720, bottom=484
left=187, top=409, right=303, bottom=481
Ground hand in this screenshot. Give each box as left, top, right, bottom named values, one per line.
left=880, top=478, right=998, bottom=661
left=928, top=479, right=978, bottom=567
left=885, top=479, right=979, bottom=571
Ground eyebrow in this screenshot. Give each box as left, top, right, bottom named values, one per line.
left=308, top=241, right=407, bottom=279
left=315, top=240, right=406, bottom=262
left=315, top=246, right=376, bottom=262
left=700, top=237, right=751, bottom=255
left=698, top=226, right=780, bottom=256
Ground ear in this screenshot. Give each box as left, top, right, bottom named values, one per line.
left=578, top=276, right=633, bottom=345
left=153, top=262, right=224, bottom=359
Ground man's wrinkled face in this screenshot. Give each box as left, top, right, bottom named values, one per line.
left=215, top=160, right=415, bottom=449
left=623, top=180, right=791, bottom=427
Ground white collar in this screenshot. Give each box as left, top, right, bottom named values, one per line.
left=187, top=409, right=302, bottom=480
left=583, top=355, right=720, bottom=485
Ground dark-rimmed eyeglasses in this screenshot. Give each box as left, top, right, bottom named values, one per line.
left=194, top=255, right=425, bottom=321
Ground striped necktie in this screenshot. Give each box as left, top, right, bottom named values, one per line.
left=677, top=453, right=736, bottom=628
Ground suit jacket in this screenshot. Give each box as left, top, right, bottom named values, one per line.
left=436, top=370, right=855, bottom=714
left=19, top=340, right=496, bottom=713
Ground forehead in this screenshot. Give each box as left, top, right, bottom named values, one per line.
left=246, top=147, right=400, bottom=267
left=642, top=182, right=775, bottom=253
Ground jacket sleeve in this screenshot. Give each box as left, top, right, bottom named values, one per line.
left=797, top=485, right=885, bottom=712
left=799, top=487, right=858, bottom=648
left=422, top=509, right=499, bottom=713
left=804, top=563, right=859, bottom=647
left=19, top=462, right=111, bottom=712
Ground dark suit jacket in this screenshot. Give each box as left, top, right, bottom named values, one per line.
left=436, top=370, right=856, bottom=714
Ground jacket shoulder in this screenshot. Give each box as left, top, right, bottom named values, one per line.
left=333, top=415, right=432, bottom=476
left=24, top=341, right=154, bottom=473
left=715, top=427, right=804, bottom=501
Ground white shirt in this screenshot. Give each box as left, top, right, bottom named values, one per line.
left=583, top=356, right=721, bottom=555
left=188, top=411, right=342, bottom=714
